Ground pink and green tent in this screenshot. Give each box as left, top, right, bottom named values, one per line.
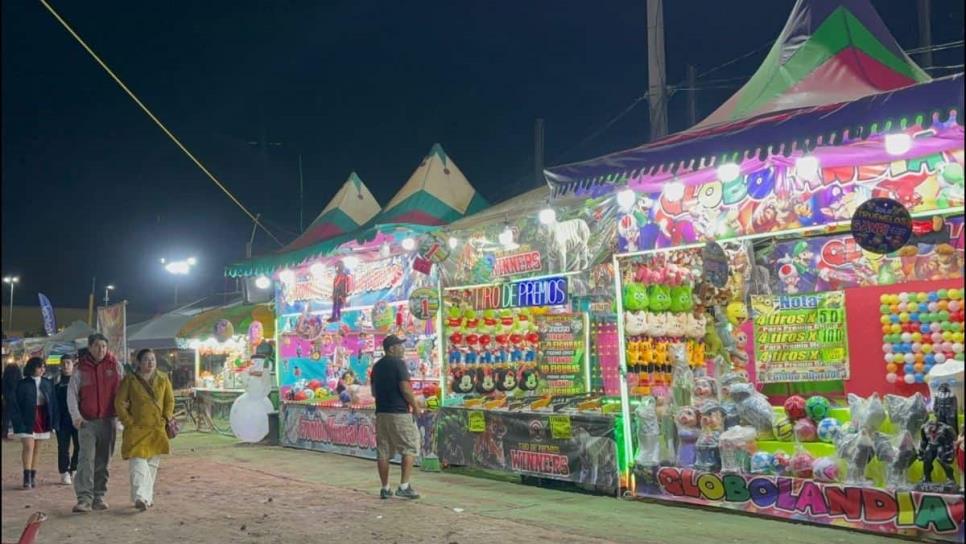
left=368, top=143, right=489, bottom=227
left=695, top=0, right=930, bottom=130
left=282, top=172, right=381, bottom=252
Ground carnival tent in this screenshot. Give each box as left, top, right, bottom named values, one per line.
left=282, top=172, right=381, bottom=252
left=544, top=0, right=961, bottom=196
left=127, top=296, right=238, bottom=350
left=367, top=143, right=489, bottom=227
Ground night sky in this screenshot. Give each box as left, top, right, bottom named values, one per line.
left=2, top=1, right=962, bottom=316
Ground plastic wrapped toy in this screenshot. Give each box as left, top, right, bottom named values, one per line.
left=655, top=391, right=677, bottom=465
left=884, top=393, right=929, bottom=436
left=750, top=451, right=776, bottom=475
left=634, top=397, right=660, bottom=469
left=812, top=457, right=840, bottom=482
left=773, top=450, right=791, bottom=475
left=847, top=393, right=886, bottom=432
left=886, top=431, right=918, bottom=490
left=837, top=429, right=875, bottom=484
left=773, top=417, right=794, bottom=441
left=783, top=395, right=807, bottom=421
left=789, top=449, right=815, bottom=479
left=718, top=372, right=748, bottom=429
left=670, top=343, right=693, bottom=408
left=692, top=376, right=718, bottom=411
left=794, top=418, right=818, bottom=442
left=675, top=406, right=700, bottom=467
left=719, top=425, right=757, bottom=473
left=918, top=418, right=957, bottom=490
left=694, top=402, right=725, bottom=472
left=729, top=382, right=774, bottom=435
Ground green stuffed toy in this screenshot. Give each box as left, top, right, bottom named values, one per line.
left=669, top=285, right=693, bottom=313
left=648, top=284, right=672, bottom=312
left=624, top=282, right=650, bottom=311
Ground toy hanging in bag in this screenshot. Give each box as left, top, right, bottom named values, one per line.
left=886, top=431, right=918, bottom=490
left=719, top=425, right=757, bottom=473
left=634, top=397, right=661, bottom=469
left=694, top=402, right=725, bottom=473
left=675, top=406, right=700, bottom=468
left=729, top=382, right=774, bottom=437
left=884, top=393, right=929, bottom=437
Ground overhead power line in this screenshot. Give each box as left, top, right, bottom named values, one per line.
left=38, top=0, right=283, bottom=247
left=906, top=40, right=965, bottom=54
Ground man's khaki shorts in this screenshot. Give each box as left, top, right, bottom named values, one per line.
left=375, top=413, right=420, bottom=459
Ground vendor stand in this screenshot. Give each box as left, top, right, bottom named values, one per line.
left=544, top=1, right=965, bottom=540
left=432, top=188, right=626, bottom=494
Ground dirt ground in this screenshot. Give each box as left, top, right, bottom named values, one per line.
left=1, top=432, right=898, bottom=544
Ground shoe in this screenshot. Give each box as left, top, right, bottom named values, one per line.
left=29, top=470, right=37, bottom=488
left=22, top=470, right=30, bottom=489
left=60, top=472, right=72, bottom=485
left=394, top=486, right=420, bottom=499
left=72, top=502, right=92, bottom=513
left=379, top=488, right=393, bottom=499
left=135, top=499, right=147, bottom=512
left=92, top=499, right=109, bottom=511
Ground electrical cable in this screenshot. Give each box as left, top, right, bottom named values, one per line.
left=38, top=0, right=284, bottom=247
left=906, top=40, right=964, bottom=54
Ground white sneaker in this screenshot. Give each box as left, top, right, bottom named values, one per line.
left=60, top=472, right=72, bottom=485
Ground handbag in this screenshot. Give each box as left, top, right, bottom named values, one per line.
left=133, top=374, right=179, bottom=439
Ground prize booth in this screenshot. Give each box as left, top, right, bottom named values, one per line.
left=543, top=2, right=965, bottom=539
left=432, top=189, right=627, bottom=494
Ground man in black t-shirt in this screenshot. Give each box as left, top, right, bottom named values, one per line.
left=370, top=335, right=422, bottom=499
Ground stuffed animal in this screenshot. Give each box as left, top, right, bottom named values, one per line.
left=624, top=282, right=650, bottom=311
left=625, top=311, right=648, bottom=336
left=669, top=285, right=694, bottom=313
left=649, top=285, right=672, bottom=312
left=650, top=313, right=669, bottom=337
left=725, top=301, right=749, bottom=325
left=635, top=397, right=661, bottom=468
left=670, top=313, right=689, bottom=338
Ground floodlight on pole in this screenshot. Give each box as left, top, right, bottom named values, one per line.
left=3, top=276, right=19, bottom=333
left=104, top=284, right=116, bottom=306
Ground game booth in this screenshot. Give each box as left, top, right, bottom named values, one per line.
left=430, top=187, right=628, bottom=494
left=542, top=1, right=965, bottom=540
left=226, top=148, right=490, bottom=462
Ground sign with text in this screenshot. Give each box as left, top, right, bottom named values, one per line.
left=493, top=250, right=543, bottom=278
left=635, top=466, right=964, bottom=542
left=536, top=313, right=587, bottom=396
left=851, top=197, right=912, bottom=254
left=437, top=407, right=618, bottom=493
left=750, top=291, right=849, bottom=383
left=461, top=276, right=568, bottom=310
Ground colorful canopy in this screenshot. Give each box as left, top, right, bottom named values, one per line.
left=368, top=143, right=489, bottom=226
left=177, top=302, right=275, bottom=341
left=283, top=172, right=381, bottom=252
left=696, top=0, right=930, bottom=129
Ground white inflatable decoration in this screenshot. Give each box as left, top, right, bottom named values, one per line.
left=230, top=356, right=274, bottom=443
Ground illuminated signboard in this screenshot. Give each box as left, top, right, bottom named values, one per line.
left=463, top=277, right=568, bottom=310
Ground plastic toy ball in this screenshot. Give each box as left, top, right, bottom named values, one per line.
left=886, top=372, right=898, bottom=383
left=783, top=395, right=808, bottom=421
left=795, top=418, right=819, bottom=442
left=928, top=292, right=939, bottom=302
left=817, top=417, right=841, bottom=442
left=915, top=373, right=926, bottom=383
left=903, top=373, right=916, bottom=384
left=917, top=293, right=929, bottom=303
left=805, top=395, right=831, bottom=421
left=812, top=457, right=840, bottom=482
left=898, top=292, right=910, bottom=302
left=750, top=451, right=777, bottom=474
left=773, top=417, right=794, bottom=441
left=789, top=452, right=816, bottom=478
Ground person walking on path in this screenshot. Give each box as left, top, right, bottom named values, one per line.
left=9, top=357, right=57, bottom=489
left=2, top=360, right=23, bottom=440
left=55, top=353, right=80, bottom=485
left=68, top=333, right=123, bottom=513
left=114, top=348, right=174, bottom=511
left=370, top=335, right=422, bottom=500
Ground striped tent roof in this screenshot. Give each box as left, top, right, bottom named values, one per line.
left=695, top=0, right=930, bottom=130
left=368, top=143, right=489, bottom=226
left=282, top=172, right=381, bottom=252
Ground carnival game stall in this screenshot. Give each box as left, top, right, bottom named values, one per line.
left=543, top=1, right=965, bottom=540
left=226, top=146, right=490, bottom=461
left=432, top=187, right=628, bottom=494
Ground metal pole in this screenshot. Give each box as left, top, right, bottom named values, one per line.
left=533, top=118, right=545, bottom=186
left=88, top=276, right=96, bottom=326
left=611, top=254, right=634, bottom=494
left=174, top=282, right=179, bottom=307
left=646, top=0, right=668, bottom=140
left=686, top=64, right=697, bottom=127
left=7, top=282, right=14, bottom=332
left=917, top=0, right=933, bottom=68
left=103, top=287, right=110, bottom=307
left=298, top=154, right=305, bottom=232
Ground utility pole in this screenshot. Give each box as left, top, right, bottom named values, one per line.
left=646, top=0, right=668, bottom=141
left=298, top=153, right=305, bottom=232
left=686, top=64, right=697, bottom=128
left=533, top=118, right=545, bottom=186
left=87, top=276, right=95, bottom=326
left=917, top=0, right=933, bottom=68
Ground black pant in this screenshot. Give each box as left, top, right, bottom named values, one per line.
left=57, top=427, right=79, bottom=474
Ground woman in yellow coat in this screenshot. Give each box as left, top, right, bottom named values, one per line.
left=114, top=348, right=174, bottom=511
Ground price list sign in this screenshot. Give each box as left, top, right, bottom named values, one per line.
left=750, top=291, right=850, bottom=383
left=535, top=314, right=587, bottom=396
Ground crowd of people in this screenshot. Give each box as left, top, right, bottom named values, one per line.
left=1, top=334, right=174, bottom=513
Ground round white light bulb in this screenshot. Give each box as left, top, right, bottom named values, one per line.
left=401, top=237, right=416, bottom=251
left=448, top=237, right=458, bottom=249
left=254, top=276, right=272, bottom=290
left=717, top=162, right=741, bottom=182
left=885, top=133, right=912, bottom=156
left=616, top=189, right=636, bottom=211
left=663, top=180, right=685, bottom=201
left=538, top=208, right=557, bottom=225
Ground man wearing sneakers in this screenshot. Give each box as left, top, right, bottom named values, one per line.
left=371, top=335, right=422, bottom=499
left=67, top=334, right=123, bottom=513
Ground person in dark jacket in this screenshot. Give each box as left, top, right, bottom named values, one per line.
left=9, top=357, right=57, bottom=489
left=55, top=354, right=80, bottom=485
left=2, top=361, right=23, bottom=439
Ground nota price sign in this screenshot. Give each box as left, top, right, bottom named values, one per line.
left=408, top=288, right=440, bottom=320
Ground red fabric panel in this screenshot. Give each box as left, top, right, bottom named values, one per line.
left=843, top=278, right=964, bottom=398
